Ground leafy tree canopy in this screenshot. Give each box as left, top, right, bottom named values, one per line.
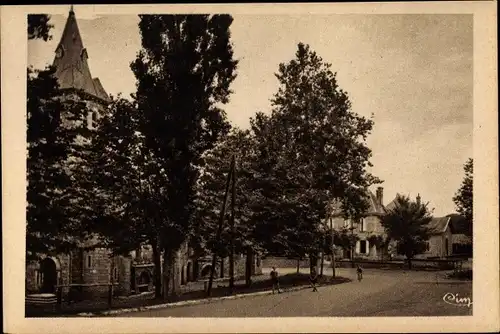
left=453, top=158, right=473, bottom=236
left=381, top=194, right=433, bottom=265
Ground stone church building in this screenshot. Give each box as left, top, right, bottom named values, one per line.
left=26, top=8, right=261, bottom=301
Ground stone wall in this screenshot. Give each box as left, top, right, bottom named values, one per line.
left=80, top=248, right=112, bottom=298
left=115, top=255, right=132, bottom=296
left=261, top=257, right=315, bottom=269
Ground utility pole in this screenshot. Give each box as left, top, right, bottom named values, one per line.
left=229, top=156, right=236, bottom=292
left=207, top=156, right=235, bottom=297
left=330, top=217, right=336, bottom=278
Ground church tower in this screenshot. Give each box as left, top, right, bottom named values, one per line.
left=52, top=6, right=110, bottom=129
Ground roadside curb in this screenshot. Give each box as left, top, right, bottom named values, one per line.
left=78, top=281, right=346, bottom=317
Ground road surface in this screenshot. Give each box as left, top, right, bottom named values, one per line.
left=114, top=268, right=472, bottom=317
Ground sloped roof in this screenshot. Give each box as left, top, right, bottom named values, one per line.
left=52, top=9, right=110, bottom=103
left=384, top=194, right=401, bottom=212
left=328, top=189, right=385, bottom=217
left=426, top=216, right=451, bottom=235
left=446, top=213, right=470, bottom=234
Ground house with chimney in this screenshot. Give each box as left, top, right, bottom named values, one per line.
left=384, top=193, right=463, bottom=259
left=327, top=188, right=468, bottom=261
left=327, top=187, right=387, bottom=260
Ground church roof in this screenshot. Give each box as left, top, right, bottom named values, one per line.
left=52, top=8, right=110, bottom=103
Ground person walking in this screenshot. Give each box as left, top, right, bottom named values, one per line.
left=356, top=264, right=363, bottom=282
left=310, top=266, right=318, bottom=292
left=270, top=267, right=281, bottom=294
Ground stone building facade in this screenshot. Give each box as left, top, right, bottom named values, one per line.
left=327, top=187, right=388, bottom=260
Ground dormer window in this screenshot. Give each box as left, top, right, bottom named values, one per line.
left=81, top=48, right=88, bottom=60
left=55, top=45, right=65, bottom=59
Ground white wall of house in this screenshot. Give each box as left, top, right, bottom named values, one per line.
left=416, top=226, right=453, bottom=258
left=329, top=215, right=386, bottom=259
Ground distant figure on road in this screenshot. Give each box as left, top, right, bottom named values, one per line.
left=310, top=266, right=318, bottom=292
left=356, top=265, right=363, bottom=282
left=270, top=267, right=281, bottom=294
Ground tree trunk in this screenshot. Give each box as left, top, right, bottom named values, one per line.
left=152, top=240, right=162, bottom=299
left=296, top=258, right=300, bottom=273
left=220, top=258, right=224, bottom=278
left=320, top=252, right=324, bottom=277
left=350, top=245, right=355, bottom=268
left=408, top=258, right=412, bottom=270
left=162, top=247, right=179, bottom=302
left=309, top=253, right=318, bottom=274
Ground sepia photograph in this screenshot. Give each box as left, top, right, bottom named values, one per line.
left=2, top=2, right=498, bottom=333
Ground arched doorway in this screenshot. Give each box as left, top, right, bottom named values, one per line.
left=40, top=258, right=58, bottom=293
left=200, top=264, right=214, bottom=278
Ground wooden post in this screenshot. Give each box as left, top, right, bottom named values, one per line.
left=330, top=217, right=336, bottom=278
left=229, top=159, right=236, bottom=291
left=207, top=156, right=235, bottom=296
left=108, top=256, right=114, bottom=308
left=320, top=252, right=324, bottom=277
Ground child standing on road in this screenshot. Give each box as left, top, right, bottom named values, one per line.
left=270, top=267, right=281, bottom=294
left=356, top=264, right=363, bottom=281
left=310, top=266, right=318, bottom=292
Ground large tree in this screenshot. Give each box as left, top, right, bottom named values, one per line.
left=192, top=127, right=265, bottom=286
left=193, top=128, right=259, bottom=257
left=381, top=194, right=433, bottom=269
left=87, top=96, right=169, bottom=298
left=130, top=14, right=238, bottom=300
left=27, top=16, right=91, bottom=260
left=248, top=43, right=380, bottom=267
left=453, top=158, right=473, bottom=236
left=28, top=14, right=53, bottom=41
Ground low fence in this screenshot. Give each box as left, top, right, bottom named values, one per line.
left=26, top=283, right=119, bottom=316
left=261, top=257, right=313, bottom=269
left=336, top=258, right=467, bottom=271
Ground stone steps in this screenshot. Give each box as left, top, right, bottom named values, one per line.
left=26, top=293, right=57, bottom=305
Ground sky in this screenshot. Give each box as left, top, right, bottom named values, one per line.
left=28, top=10, right=473, bottom=217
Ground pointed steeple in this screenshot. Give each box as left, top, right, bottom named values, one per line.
left=52, top=7, right=109, bottom=103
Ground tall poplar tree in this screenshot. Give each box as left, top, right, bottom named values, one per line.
left=130, top=15, right=238, bottom=299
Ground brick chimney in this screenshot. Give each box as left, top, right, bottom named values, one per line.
left=376, top=187, right=384, bottom=206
